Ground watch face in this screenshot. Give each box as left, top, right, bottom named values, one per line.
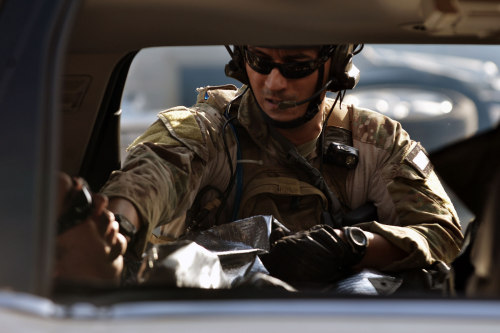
left=350, top=227, right=368, bottom=247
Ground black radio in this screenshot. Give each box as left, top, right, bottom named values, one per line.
left=323, top=141, right=359, bottom=169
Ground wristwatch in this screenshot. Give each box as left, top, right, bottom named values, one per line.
left=115, top=214, right=138, bottom=243
left=343, top=226, right=368, bottom=264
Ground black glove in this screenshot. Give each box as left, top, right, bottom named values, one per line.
left=268, top=224, right=292, bottom=245
left=260, top=224, right=360, bottom=285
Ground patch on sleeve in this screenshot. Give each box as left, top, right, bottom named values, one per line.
left=158, top=108, right=203, bottom=143
left=405, top=142, right=433, bottom=178
left=128, top=120, right=182, bottom=150
left=156, top=107, right=210, bottom=161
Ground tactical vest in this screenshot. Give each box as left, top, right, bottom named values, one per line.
left=235, top=123, right=353, bottom=232
left=197, top=85, right=355, bottom=232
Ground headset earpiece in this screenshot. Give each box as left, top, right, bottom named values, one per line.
left=327, top=44, right=360, bottom=92
left=224, top=46, right=249, bottom=84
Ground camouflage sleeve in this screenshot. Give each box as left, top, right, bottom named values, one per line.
left=350, top=107, right=463, bottom=271
left=101, top=103, right=235, bottom=256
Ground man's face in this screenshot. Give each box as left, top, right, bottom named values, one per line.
left=245, top=46, right=329, bottom=123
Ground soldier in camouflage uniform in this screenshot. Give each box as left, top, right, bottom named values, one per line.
left=102, top=45, right=463, bottom=285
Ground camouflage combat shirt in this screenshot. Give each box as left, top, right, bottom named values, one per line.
left=102, top=85, right=463, bottom=271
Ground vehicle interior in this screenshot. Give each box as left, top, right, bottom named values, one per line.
left=1, top=0, right=500, bottom=322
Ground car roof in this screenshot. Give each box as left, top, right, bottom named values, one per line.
left=69, top=0, right=500, bottom=53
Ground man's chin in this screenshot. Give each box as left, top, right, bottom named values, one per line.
left=258, top=98, right=307, bottom=123
left=264, top=110, right=303, bottom=123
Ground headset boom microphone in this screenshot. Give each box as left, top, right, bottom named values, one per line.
left=278, top=79, right=333, bottom=109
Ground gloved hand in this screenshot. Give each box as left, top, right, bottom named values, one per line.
left=260, top=224, right=359, bottom=285
left=268, top=224, right=292, bottom=245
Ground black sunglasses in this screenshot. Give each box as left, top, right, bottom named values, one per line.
left=244, top=47, right=333, bottom=79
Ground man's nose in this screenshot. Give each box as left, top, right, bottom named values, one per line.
left=264, top=67, right=287, bottom=91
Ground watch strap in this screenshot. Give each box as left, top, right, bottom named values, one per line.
left=115, top=214, right=137, bottom=242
